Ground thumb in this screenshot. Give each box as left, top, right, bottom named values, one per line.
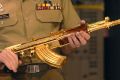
left=80, top=20, right=86, bottom=24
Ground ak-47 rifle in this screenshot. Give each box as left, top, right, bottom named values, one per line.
left=6, top=17, right=120, bottom=68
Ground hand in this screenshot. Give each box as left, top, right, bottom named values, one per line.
left=67, top=20, right=90, bottom=48
left=0, top=48, right=19, bottom=72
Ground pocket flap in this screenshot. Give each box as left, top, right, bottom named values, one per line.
left=35, top=10, right=63, bottom=22
left=0, top=13, right=18, bottom=28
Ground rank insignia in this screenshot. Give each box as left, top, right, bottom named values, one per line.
left=36, top=0, right=62, bottom=10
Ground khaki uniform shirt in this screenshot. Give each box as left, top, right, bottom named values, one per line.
left=0, top=0, right=80, bottom=51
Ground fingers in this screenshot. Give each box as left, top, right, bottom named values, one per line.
left=68, top=36, right=75, bottom=48
left=0, top=54, right=13, bottom=70
left=4, top=59, right=16, bottom=72
left=68, top=33, right=81, bottom=48
left=6, top=49, right=18, bottom=69
left=0, top=49, right=18, bottom=72
left=76, top=32, right=87, bottom=45
left=68, top=33, right=80, bottom=48
left=79, top=31, right=90, bottom=40
left=5, top=53, right=18, bottom=72
left=4, top=49, right=18, bottom=72
left=67, top=31, right=90, bottom=48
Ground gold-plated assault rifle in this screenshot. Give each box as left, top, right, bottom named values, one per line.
left=7, top=17, right=120, bottom=68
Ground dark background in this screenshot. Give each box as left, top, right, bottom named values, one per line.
left=105, top=0, right=120, bottom=80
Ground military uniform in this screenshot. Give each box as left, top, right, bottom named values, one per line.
left=0, top=0, right=80, bottom=80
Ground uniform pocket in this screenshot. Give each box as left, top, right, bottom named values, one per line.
left=0, top=12, right=18, bottom=28
left=35, top=10, right=63, bottom=22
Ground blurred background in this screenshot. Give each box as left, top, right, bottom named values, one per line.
left=62, top=0, right=120, bottom=80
